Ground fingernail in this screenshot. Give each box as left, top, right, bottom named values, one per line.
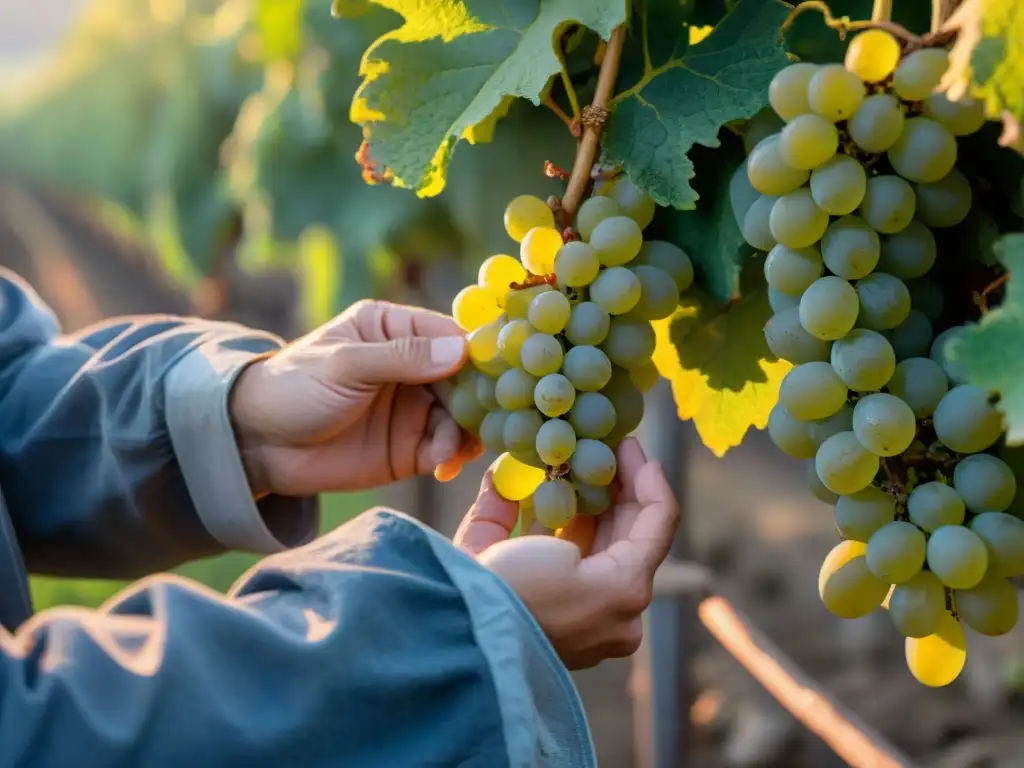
left=431, top=336, right=466, bottom=366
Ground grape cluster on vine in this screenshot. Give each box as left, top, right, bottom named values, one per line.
left=737, top=29, right=1024, bottom=687
left=447, top=178, right=693, bottom=530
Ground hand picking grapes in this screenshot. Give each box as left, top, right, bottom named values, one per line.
left=745, top=29, right=1023, bottom=688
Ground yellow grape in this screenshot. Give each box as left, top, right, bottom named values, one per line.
left=452, top=285, right=502, bottom=331
left=905, top=611, right=967, bottom=687
left=478, top=254, right=527, bottom=295
left=467, top=320, right=504, bottom=368
left=504, top=195, right=555, bottom=243
left=844, top=29, right=900, bottom=84
left=818, top=540, right=889, bottom=618
left=520, top=226, right=563, bottom=275
left=493, top=452, right=545, bottom=501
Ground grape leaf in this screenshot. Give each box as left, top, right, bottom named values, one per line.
left=652, top=257, right=791, bottom=457
left=602, top=0, right=790, bottom=210
left=952, top=233, right=1024, bottom=445
left=345, top=0, right=626, bottom=197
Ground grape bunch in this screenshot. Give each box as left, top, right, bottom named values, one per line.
left=447, top=177, right=693, bottom=530
left=742, top=31, right=1024, bottom=687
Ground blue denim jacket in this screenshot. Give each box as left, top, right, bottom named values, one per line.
left=0, top=271, right=595, bottom=767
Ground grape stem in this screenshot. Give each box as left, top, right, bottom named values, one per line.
left=976, top=271, right=1009, bottom=314
left=542, top=94, right=582, bottom=138
left=558, top=24, right=626, bottom=223
left=871, top=0, right=892, bottom=23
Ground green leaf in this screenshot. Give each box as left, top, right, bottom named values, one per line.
left=348, top=0, right=626, bottom=197
left=659, top=131, right=754, bottom=302
left=603, top=0, right=790, bottom=210
left=952, top=233, right=1024, bottom=444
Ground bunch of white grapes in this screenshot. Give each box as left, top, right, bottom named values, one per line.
left=447, top=178, right=693, bottom=530
left=739, top=29, right=1024, bottom=687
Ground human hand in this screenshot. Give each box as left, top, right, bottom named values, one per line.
left=454, top=438, right=679, bottom=670
left=230, top=300, right=483, bottom=497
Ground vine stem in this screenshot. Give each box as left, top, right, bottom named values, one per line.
left=559, top=25, right=626, bottom=220
left=871, top=0, right=893, bottom=23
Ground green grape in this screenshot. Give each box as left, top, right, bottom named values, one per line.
left=528, top=290, right=571, bottom=334
left=519, top=333, right=564, bottom=378
left=845, top=28, right=901, bottom=83
left=562, top=345, right=613, bottom=391
left=892, top=47, right=950, bottom=101
left=808, top=460, right=840, bottom=504
left=630, top=265, right=680, bottom=321
left=929, top=324, right=971, bottom=385
left=505, top=194, right=555, bottom=243
left=878, top=221, right=937, bottom=280
left=511, top=448, right=546, bottom=469
left=818, top=540, right=889, bottom=619
left=633, top=241, right=694, bottom=293
left=746, top=134, right=811, bottom=195
left=914, top=170, right=972, bottom=228
left=451, top=380, right=488, bottom=433
left=495, top=368, right=539, bottom=411
left=807, top=64, right=865, bottom=121
left=969, top=512, right=1024, bottom=577
left=590, top=266, right=642, bottom=315
left=629, top=360, right=660, bottom=393
left=779, top=361, right=849, bottom=421
left=908, top=481, right=966, bottom=532
left=926, top=525, right=989, bottom=589
left=848, top=93, right=905, bottom=153
left=799, top=276, right=860, bottom=341
left=834, top=486, right=895, bottom=542
left=888, top=571, right=945, bottom=639
left=763, top=243, right=823, bottom=295
left=497, top=319, right=534, bottom=366
left=830, top=329, right=895, bottom=392
left=820, top=215, right=880, bottom=280
left=505, top=284, right=554, bottom=320
left=569, top=391, right=617, bottom=439
left=554, top=241, right=600, bottom=288
left=809, top=154, right=867, bottom=215
left=479, top=409, right=509, bottom=453
left=866, top=521, right=927, bottom=583
left=933, top=385, right=1003, bottom=455
left=815, top=431, right=880, bottom=495
left=769, top=188, right=829, bottom=249
left=923, top=93, right=986, bottom=137
left=535, top=418, right=577, bottom=466
left=520, top=226, right=563, bottom=275
left=493, top=453, right=545, bottom=501
left=764, top=307, right=831, bottom=364
left=603, top=370, right=645, bottom=443
left=607, top=176, right=657, bottom=230
left=883, top=311, right=933, bottom=360
left=887, top=357, right=948, bottom=418
left=571, top=438, right=617, bottom=486
left=565, top=301, right=611, bottom=346
left=905, top=611, right=967, bottom=688
left=503, top=408, right=544, bottom=454
left=860, top=175, right=917, bottom=234
left=467, top=319, right=506, bottom=370
left=955, top=574, right=1019, bottom=636
left=852, top=393, right=917, bottom=457
left=603, top=318, right=656, bottom=370
left=907, top=278, right=944, bottom=323
left=534, top=373, right=576, bottom=418
left=768, top=287, right=801, bottom=313
left=575, top=481, right=611, bottom=516
left=808, top=405, right=854, bottom=447
left=731, top=159, right=761, bottom=229
left=767, top=405, right=817, bottom=459
left=576, top=196, right=622, bottom=242
left=533, top=478, right=578, bottom=529
left=888, top=118, right=958, bottom=183
left=768, top=62, right=817, bottom=121
left=476, top=374, right=499, bottom=410
left=953, top=454, right=1016, bottom=514
left=741, top=194, right=779, bottom=251
left=590, top=215, right=643, bottom=267
left=855, top=273, right=911, bottom=331
left=779, top=114, right=839, bottom=170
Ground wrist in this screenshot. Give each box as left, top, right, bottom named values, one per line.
left=228, top=355, right=276, bottom=499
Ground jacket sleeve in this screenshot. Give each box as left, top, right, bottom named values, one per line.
left=0, top=271, right=318, bottom=579
left=0, top=509, right=596, bottom=768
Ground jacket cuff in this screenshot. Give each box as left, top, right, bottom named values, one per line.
left=165, top=339, right=319, bottom=554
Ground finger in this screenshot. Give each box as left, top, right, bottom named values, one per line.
left=628, top=461, right=680, bottom=572
left=453, top=468, right=520, bottom=556
left=337, top=336, right=468, bottom=387
left=556, top=514, right=598, bottom=556
left=615, top=437, right=648, bottom=504
left=349, top=300, right=463, bottom=342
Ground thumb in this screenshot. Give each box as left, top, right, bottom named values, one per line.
left=340, top=335, right=467, bottom=386
left=454, top=469, right=519, bottom=556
